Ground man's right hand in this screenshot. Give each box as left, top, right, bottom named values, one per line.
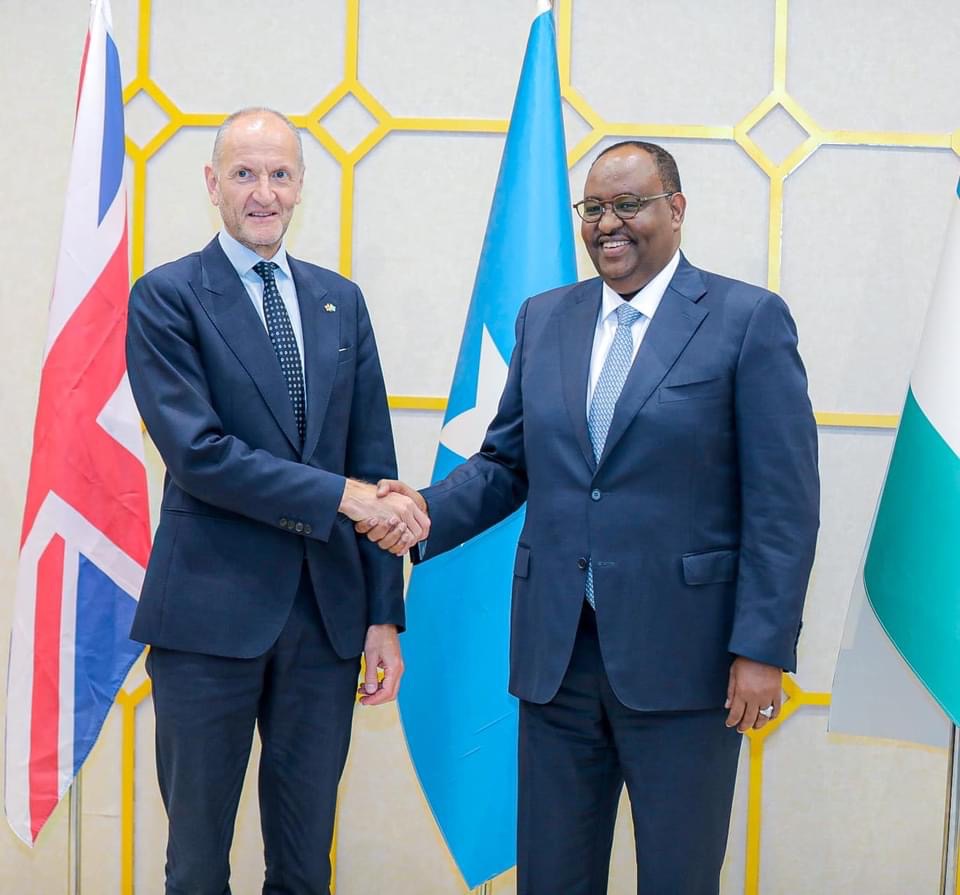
left=339, top=479, right=429, bottom=555
left=354, top=479, right=428, bottom=555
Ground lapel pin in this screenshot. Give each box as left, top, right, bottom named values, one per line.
left=324, top=303, right=336, bottom=313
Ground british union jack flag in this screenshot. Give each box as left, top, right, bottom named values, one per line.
left=4, top=0, right=151, bottom=845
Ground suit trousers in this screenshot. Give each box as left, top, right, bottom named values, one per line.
left=517, top=604, right=743, bottom=895
left=147, top=565, right=360, bottom=895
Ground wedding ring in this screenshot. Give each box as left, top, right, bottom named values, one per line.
left=758, top=705, right=775, bottom=719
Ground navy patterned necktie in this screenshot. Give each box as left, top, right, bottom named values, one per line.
left=585, top=301, right=643, bottom=608
left=253, top=260, right=306, bottom=443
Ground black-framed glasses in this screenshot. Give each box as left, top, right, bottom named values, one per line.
left=573, top=192, right=675, bottom=223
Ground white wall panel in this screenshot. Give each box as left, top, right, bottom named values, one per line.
left=3, top=1, right=959, bottom=893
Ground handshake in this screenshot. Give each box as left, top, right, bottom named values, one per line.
left=339, top=478, right=429, bottom=556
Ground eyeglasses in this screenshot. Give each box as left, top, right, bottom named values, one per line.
left=573, top=192, right=675, bottom=223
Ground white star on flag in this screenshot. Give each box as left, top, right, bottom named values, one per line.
left=440, top=325, right=508, bottom=460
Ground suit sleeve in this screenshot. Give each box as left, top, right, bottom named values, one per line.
left=344, top=291, right=405, bottom=628
left=414, top=301, right=532, bottom=560
left=126, top=269, right=347, bottom=543
left=727, top=292, right=820, bottom=671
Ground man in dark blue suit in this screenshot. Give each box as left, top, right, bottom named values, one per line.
left=361, top=141, right=819, bottom=894
left=126, top=108, right=428, bottom=895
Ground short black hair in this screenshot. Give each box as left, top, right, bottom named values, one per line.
left=590, top=140, right=681, bottom=194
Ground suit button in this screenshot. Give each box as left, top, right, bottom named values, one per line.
left=279, top=517, right=288, bottom=527
left=295, top=521, right=304, bottom=533
left=304, top=524, right=312, bottom=535
left=577, top=557, right=588, bottom=570
left=591, top=489, right=602, bottom=501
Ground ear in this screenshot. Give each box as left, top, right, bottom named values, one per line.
left=294, top=167, right=305, bottom=205
left=670, top=192, right=687, bottom=229
left=204, top=164, right=220, bottom=207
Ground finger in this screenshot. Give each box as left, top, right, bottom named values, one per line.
left=725, top=696, right=745, bottom=729
left=738, top=702, right=760, bottom=733
left=399, top=510, right=424, bottom=541
left=378, top=524, right=406, bottom=551
left=388, top=530, right=414, bottom=555
left=364, top=658, right=403, bottom=705
left=389, top=534, right=415, bottom=556
left=756, top=697, right=782, bottom=726
left=414, top=506, right=431, bottom=539
left=361, top=520, right=394, bottom=543
left=354, top=518, right=376, bottom=535
left=361, top=655, right=380, bottom=696
left=376, top=479, right=400, bottom=498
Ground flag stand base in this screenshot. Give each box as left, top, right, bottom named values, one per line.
left=68, top=769, right=82, bottom=895
left=941, top=725, right=960, bottom=895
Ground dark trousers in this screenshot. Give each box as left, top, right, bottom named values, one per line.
left=517, top=605, right=743, bottom=895
left=147, top=567, right=360, bottom=895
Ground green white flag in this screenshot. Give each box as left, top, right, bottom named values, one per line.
left=831, top=178, right=960, bottom=746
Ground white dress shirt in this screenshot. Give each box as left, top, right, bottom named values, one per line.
left=586, top=249, right=681, bottom=414
left=217, top=230, right=307, bottom=404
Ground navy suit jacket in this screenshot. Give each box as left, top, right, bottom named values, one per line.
left=126, top=237, right=403, bottom=660
left=418, top=254, right=819, bottom=710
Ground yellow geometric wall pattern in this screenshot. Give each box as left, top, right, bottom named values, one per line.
left=110, top=0, right=960, bottom=893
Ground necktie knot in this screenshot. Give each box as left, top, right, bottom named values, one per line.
left=616, top=303, right=642, bottom=327
left=253, top=260, right=279, bottom=283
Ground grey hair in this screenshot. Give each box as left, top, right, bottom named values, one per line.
left=211, top=107, right=304, bottom=171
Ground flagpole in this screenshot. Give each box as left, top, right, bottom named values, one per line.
left=472, top=883, right=493, bottom=895
left=941, top=725, right=960, bottom=895
left=67, top=770, right=82, bottom=895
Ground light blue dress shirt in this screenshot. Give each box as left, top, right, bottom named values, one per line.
left=217, top=230, right=307, bottom=407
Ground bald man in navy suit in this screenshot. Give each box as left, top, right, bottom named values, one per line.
left=127, top=107, right=428, bottom=895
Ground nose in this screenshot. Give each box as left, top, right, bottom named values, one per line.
left=252, top=173, right=274, bottom=204
left=597, top=205, right=622, bottom=233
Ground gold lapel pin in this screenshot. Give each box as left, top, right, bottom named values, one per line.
left=324, top=303, right=336, bottom=312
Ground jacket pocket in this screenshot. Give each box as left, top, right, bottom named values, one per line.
left=658, top=376, right=724, bottom=403
left=681, top=548, right=738, bottom=585
left=514, top=545, right=531, bottom=579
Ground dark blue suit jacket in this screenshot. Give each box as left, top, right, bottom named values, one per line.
left=419, top=255, right=819, bottom=710
left=126, top=237, right=403, bottom=660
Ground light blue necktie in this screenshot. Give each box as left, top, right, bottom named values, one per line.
left=585, top=302, right=643, bottom=608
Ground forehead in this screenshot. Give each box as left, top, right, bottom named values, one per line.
left=218, top=115, right=301, bottom=167
left=583, top=149, right=660, bottom=198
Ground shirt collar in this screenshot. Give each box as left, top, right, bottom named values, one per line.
left=218, top=230, right=292, bottom=281
left=599, top=248, right=681, bottom=322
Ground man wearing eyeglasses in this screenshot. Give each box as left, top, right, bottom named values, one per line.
left=361, top=140, right=819, bottom=894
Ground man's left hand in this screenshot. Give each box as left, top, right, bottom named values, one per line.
left=724, top=657, right=782, bottom=732
left=358, top=624, right=404, bottom=706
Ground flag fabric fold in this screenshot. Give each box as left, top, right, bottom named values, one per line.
left=830, top=177, right=960, bottom=746
left=4, top=0, right=150, bottom=845
left=397, top=3, right=577, bottom=887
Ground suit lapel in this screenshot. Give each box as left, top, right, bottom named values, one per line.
left=558, top=278, right=603, bottom=471
left=597, top=256, right=709, bottom=470
left=289, top=256, right=336, bottom=463
left=194, top=238, right=302, bottom=452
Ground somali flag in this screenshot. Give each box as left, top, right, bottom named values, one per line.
left=831, top=176, right=960, bottom=746
left=398, top=1, right=577, bottom=887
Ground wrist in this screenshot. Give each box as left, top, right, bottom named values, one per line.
left=339, top=478, right=371, bottom=518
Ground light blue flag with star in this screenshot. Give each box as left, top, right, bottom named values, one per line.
left=398, top=1, right=577, bottom=887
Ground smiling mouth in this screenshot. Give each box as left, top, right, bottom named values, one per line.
left=248, top=211, right=277, bottom=219
left=600, top=239, right=631, bottom=252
